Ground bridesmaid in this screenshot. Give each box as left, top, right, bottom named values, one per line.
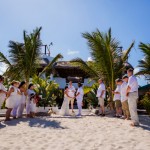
left=26, top=83, right=35, bottom=117
left=5, top=81, right=20, bottom=121
left=0, top=75, right=7, bottom=109
left=17, top=81, right=27, bottom=118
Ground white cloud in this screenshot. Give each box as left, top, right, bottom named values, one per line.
left=87, top=57, right=93, bottom=61
left=67, top=49, right=79, bottom=55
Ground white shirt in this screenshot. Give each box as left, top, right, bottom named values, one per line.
left=127, top=75, right=138, bottom=92
left=113, top=85, right=121, bottom=101
left=76, top=87, right=84, bottom=100
left=121, top=82, right=128, bottom=102
left=68, top=85, right=75, bottom=98
left=0, top=83, right=7, bottom=100
left=96, top=83, right=106, bottom=99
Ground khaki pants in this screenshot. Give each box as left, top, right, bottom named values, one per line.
left=68, top=98, right=74, bottom=105
left=128, top=92, right=139, bottom=125
left=98, top=98, right=104, bottom=107
left=122, top=100, right=130, bottom=118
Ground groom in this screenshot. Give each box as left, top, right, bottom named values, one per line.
left=68, top=81, right=76, bottom=113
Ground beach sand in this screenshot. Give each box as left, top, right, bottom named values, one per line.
left=0, top=113, right=150, bottom=150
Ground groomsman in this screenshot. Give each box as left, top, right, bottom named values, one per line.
left=96, top=79, right=106, bottom=116
left=68, top=81, right=76, bottom=113
left=113, top=79, right=122, bottom=117
left=126, top=68, right=139, bottom=126
left=120, top=75, right=130, bottom=120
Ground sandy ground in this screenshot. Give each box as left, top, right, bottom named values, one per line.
left=0, top=113, right=150, bottom=150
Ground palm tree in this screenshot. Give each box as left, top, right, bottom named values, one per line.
left=72, top=28, right=134, bottom=107
left=135, top=42, right=150, bottom=80
left=0, top=27, right=63, bottom=84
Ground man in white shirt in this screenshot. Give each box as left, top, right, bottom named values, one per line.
left=120, top=75, right=130, bottom=120
left=96, top=79, right=106, bottom=116
left=113, top=79, right=122, bottom=117
left=126, top=68, right=139, bottom=126
left=68, top=81, right=76, bottom=113
left=0, top=76, right=7, bottom=109
left=76, top=82, right=84, bottom=116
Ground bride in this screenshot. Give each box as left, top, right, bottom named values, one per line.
left=60, top=86, right=72, bottom=116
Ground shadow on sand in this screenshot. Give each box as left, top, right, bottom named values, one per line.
left=0, top=117, right=66, bottom=129
left=139, top=115, right=150, bottom=131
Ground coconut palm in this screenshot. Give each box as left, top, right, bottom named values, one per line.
left=72, top=28, right=134, bottom=106
left=135, top=42, right=150, bottom=80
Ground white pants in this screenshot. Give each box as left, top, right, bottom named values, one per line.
left=26, top=100, right=31, bottom=115
left=128, top=92, right=139, bottom=125
left=77, top=98, right=82, bottom=115
left=17, top=103, right=25, bottom=117
left=11, top=103, right=20, bottom=117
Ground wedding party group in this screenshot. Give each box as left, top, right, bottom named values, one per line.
left=0, top=68, right=139, bottom=126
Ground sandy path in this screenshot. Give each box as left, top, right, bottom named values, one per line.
left=0, top=115, right=150, bottom=150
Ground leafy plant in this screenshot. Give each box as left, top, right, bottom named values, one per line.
left=32, top=75, right=60, bottom=107
left=141, top=94, right=150, bottom=115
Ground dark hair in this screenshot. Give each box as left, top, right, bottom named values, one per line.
left=127, top=68, right=134, bottom=73
left=30, top=93, right=35, bottom=100
left=122, top=74, right=128, bottom=79
left=0, top=75, right=4, bottom=81
left=28, top=83, right=34, bottom=89
left=78, top=82, right=82, bottom=87
left=19, top=81, right=26, bottom=88
left=115, top=78, right=122, bottom=82
left=65, top=86, right=68, bottom=90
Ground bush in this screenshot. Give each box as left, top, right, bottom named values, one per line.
left=141, top=94, right=150, bottom=115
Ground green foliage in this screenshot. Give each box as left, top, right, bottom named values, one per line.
left=83, top=84, right=99, bottom=108
left=135, top=42, right=150, bottom=81
left=32, top=75, right=60, bottom=107
left=141, top=94, right=150, bottom=115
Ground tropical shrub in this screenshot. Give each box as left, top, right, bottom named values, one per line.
left=141, top=94, right=150, bottom=115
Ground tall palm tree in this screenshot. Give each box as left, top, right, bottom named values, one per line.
left=0, top=27, right=63, bottom=84
left=135, top=42, right=150, bottom=80
left=72, top=28, right=134, bottom=105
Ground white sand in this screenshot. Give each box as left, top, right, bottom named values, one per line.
left=0, top=113, right=150, bottom=150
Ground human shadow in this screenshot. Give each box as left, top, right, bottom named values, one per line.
left=139, top=115, right=150, bottom=131
left=1, top=117, right=66, bottom=129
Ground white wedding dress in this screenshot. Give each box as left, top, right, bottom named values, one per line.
left=59, top=94, right=70, bottom=116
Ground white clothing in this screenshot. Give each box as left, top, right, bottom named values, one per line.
left=30, top=98, right=36, bottom=112
left=68, top=85, right=75, bottom=98
left=127, top=75, right=138, bottom=92
left=6, top=86, right=20, bottom=108
left=60, top=94, right=69, bottom=116
left=96, top=83, right=106, bottom=99
left=76, top=87, right=84, bottom=115
left=76, top=87, right=84, bottom=100
left=121, top=82, right=128, bottom=102
left=113, top=85, right=121, bottom=101
left=17, top=93, right=26, bottom=117
left=26, top=89, right=35, bottom=114
left=128, top=92, right=139, bottom=125
left=0, top=83, right=7, bottom=108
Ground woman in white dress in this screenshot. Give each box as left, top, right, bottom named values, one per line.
left=76, top=82, right=84, bottom=116
left=60, top=86, right=71, bottom=116
left=17, top=81, right=27, bottom=118
left=0, top=76, right=7, bottom=109
left=26, top=83, right=36, bottom=117
left=5, top=81, right=20, bottom=121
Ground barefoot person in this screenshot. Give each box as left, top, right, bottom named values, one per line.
left=5, top=81, right=20, bottom=121
left=76, top=82, right=84, bottom=116
left=126, top=68, right=139, bottom=126
left=113, top=79, right=122, bottom=117
left=96, top=79, right=106, bottom=116
left=0, top=76, right=7, bottom=109
left=17, top=81, right=27, bottom=118
left=60, top=86, right=70, bottom=116
left=26, top=84, right=36, bottom=117
left=120, top=75, right=130, bottom=120
left=68, top=81, right=76, bottom=113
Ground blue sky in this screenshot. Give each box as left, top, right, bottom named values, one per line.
left=0, top=0, right=150, bottom=85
